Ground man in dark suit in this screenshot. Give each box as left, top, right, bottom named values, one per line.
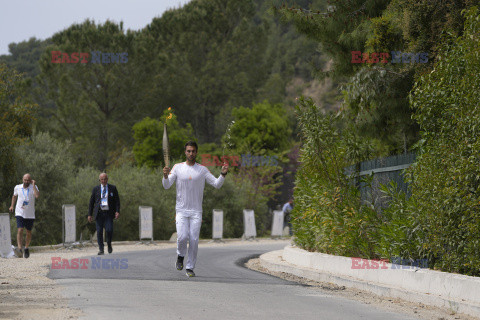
left=88, top=173, right=120, bottom=255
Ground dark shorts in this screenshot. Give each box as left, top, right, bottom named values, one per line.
left=16, top=216, right=35, bottom=230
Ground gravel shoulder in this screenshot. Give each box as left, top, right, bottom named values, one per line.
left=0, top=243, right=173, bottom=320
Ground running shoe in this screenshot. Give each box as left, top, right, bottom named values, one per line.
left=186, top=269, right=195, bottom=277
left=176, top=256, right=184, bottom=270
left=24, top=248, right=30, bottom=259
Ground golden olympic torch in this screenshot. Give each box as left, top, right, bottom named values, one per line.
left=163, top=123, right=170, bottom=168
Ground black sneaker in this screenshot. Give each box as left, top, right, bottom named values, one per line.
left=176, top=256, right=184, bottom=270
left=98, top=251, right=104, bottom=255
left=24, top=248, right=30, bottom=259
left=186, top=269, right=195, bottom=277
left=108, top=245, right=113, bottom=254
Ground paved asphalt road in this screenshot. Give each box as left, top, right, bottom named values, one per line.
left=48, top=242, right=419, bottom=320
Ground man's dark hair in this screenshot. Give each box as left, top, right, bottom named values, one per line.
left=184, top=141, right=198, bottom=152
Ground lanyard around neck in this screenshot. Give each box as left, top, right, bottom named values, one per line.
left=22, top=187, right=30, bottom=199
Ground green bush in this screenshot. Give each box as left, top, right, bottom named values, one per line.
left=227, top=100, right=291, bottom=156
left=67, top=165, right=177, bottom=242
left=67, top=166, right=99, bottom=241
left=375, top=182, right=425, bottom=261
left=132, top=108, right=194, bottom=168
left=14, top=132, right=75, bottom=245
left=11, top=142, right=264, bottom=244
left=292, top=97, right=381, bottom=257
left=292, top=8, right=480, bottom=276
left=407, top=6, right=480, bottom=275
left=201, top=167, right=252, bottom=238
left=106, top=165, right=177, bottom=241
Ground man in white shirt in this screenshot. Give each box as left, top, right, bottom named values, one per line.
left=163, top=141, right=228, bottom=277
left=9, top=173, right=40, bottom=258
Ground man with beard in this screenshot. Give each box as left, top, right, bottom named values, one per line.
left=9, top=173, right=40, bottom=258
left=163, top=141, right=228, bottom=277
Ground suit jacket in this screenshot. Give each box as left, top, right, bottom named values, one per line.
left=88, top=184, right=120, bottom=219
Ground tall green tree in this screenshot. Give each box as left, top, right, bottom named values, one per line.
left=0, top=64, right=36, bottom=205
left=37, top=20, right=145, bottom=170
left=275, top=0, right=479, bottom=153
left=274, top=0, right=390, bottom=78
left=3, top=0, right=331, bottom=149
left=224, top=100, right=291, bottom=231
left=227, top=100, right=291, bottom=155
left=138, top=0, right=270, bottom=143
left=132, top=108, right=195, bottom=168
left=255, top=0, right=327, bottom=105
left=0, top=38, right=52, bottom=80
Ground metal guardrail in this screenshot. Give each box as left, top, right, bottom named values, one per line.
left=357, top=163, right=412, bottom=176
left=345, top=152, right=416, bottom=212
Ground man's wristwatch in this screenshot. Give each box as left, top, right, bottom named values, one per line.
left=221, top=172, right=227, bottom=177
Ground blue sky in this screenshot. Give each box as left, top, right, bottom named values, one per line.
left=0, top=0, right=189, bottom=55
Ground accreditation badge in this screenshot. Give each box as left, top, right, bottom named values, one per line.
left=101, top=198, right=109, bottom=210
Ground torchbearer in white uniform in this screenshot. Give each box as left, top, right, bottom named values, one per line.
left=163, top=141, right=228, bottom=277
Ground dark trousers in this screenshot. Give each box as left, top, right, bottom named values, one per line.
left=284, top=215, right=293, bottom=236
left=96, top=211, right=113, bottom=251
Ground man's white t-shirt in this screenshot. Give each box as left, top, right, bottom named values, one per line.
left=14, top=184, right=39, bottom=219
left=162, top=162, right=225, bottom=213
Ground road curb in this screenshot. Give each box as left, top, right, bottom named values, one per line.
left=259, top=248, right=480, bottom=319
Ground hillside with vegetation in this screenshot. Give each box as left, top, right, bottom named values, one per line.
left=0, top=0, right=334, bottom=244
